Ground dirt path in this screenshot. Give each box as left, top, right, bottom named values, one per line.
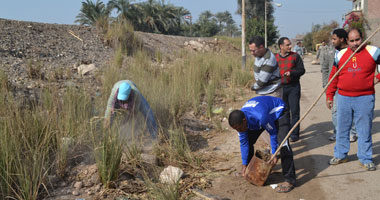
left=201, top=55, right=380, bottom=200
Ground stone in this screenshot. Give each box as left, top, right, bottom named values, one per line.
left=189, top=40, right=204, bottom=50
left=77, top=63, right=96, bottom=75
left=159, top=165, right=183, bottom=184
left=74, top=181, right=83, bottom=189
left=72, top=190, right=80, bottom=196
left=94, top=184, right=102, bottom=192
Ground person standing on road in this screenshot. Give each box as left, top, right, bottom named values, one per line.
left=228, top=96, right=296, bottom=193
left=326, top=28, right=380, bottom=171
left=327, top=28, right=357, bottom=142
left=276, top=37, right=305, bottom=142
left=104, top=80, right=158, bottom=138
left=294, top=41, right=304, bottom=59
left=317, top=41, right=328, bottom=87
left=249, top=36, right=282, bottom=98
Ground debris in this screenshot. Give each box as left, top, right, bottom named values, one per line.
left=77, top=63, right=96, bottom=75
left=270, top=184, right=278, bottom=189
left=159, top=165, right=183, bottom=184
left=212, top=107, right=223, bottom=114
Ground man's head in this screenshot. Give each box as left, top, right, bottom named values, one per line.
left=278, top=37, right=292, bottom=54
left=228, top=110, right=248, bottom=132
left=348, top=28, right=363, bottom=51
left=249, top=36, right=267, bottom=58
left=331, top=28, right=347, bottom=49
left=321, top=41, right=326, bottom=46
left=117, top=82, right=132, bottom=102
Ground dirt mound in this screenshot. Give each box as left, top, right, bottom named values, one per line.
left=0, top=18, right=239, bottom=99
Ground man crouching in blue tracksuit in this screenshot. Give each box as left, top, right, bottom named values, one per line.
left=228, top=96, right=296, bottom=193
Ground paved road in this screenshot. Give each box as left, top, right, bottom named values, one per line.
left=203, top=55, right=380, bottom=200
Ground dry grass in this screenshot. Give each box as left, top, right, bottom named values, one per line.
left=0, top=17, right=252, bottom=199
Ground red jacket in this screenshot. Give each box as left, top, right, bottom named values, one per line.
left=326, top=45, right=380, bottom=101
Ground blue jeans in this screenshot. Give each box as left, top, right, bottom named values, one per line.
left=138, top=94, right=158, bottom=139
left=335, top=94, right=374, bottom=164
left=332, top=92, right=357, bottom=136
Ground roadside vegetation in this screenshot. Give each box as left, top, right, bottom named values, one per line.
left=0, top=16, right=251, bottom=199
left=76, top=0, right=240, bottom=37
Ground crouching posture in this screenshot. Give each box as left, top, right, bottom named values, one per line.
left=228, top=96, right=296, bottom=193
left=104, top=80, right=157, bottom=138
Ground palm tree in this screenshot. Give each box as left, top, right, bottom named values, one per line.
left=215, top=12, right=225, bottom=30
left=237, top=0, right=274, bottom=21
left=75, top=0, right=110, bottom=25
left=198, top=10, right=214, bottom=24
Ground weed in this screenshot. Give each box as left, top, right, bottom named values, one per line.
left=26, top=60, right=44, bottom=79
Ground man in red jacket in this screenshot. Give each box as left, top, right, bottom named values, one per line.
left=326, top=28, right=380, bottom=171
left=276, top=37, right=305, bottom=142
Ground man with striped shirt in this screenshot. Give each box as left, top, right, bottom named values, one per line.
left=276, top=37, right=305, bottom=142
left=249, top=36, right=282, bottom=97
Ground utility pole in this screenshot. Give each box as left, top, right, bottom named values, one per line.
left=241, top=0, right=246, bottom=70
left=265, top=0, right=267, bottom=48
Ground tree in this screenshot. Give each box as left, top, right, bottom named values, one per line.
left=237, top=0, right=278, bottom=45
left=107, top=0, right=137, bottom=23
left=75, top=0, right=110, bottom=26
left=303, top=21, right=339, bottom=51
left=237, top=0, right=275, bottom=21
left=193, top=11, right=219, bottom=37
left=246, top=18, right=278, bottom=46
left=214, top=11, right=235, bottom=35
left=225, top=23, right=239, bottom=37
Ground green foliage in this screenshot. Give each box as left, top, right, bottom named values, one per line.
left=77, top=0, right=236, bottom=36
left=303, top=21, right=339, bottom=51
left=215, top=36, right=241, bottom=49
left=0, top=82, right=94, bottom=199
left=246, top=18, right=279, bottom=46
left=237, top=0, right=275, bottom=21
left=93, top=124, right=124, bottom=188
left=303, top=32, right=314, bottom=51
left=75, top=0, right=110, bottom=26
left=105, top=17, right=139, bottom=55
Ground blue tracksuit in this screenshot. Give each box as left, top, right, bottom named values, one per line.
left=239, top=96, right=285, bottom=165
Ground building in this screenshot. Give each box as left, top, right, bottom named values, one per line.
left=345, top=0, right=380, bottom=46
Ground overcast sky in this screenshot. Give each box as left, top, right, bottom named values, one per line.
left=0, top=0, right=353, bottom=38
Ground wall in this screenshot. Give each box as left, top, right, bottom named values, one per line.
left=364, top=0, right=380, bottom=46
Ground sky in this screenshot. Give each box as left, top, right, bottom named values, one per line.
left=0, top=0, right=353, bottom=38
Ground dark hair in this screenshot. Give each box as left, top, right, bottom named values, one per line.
left=228, top=110, right=245, bottom=127
left=249, top=36, right=265, bottom=47
left=348, top=28, right=363, bottom=38
left=332, top=28, right=348, bottom=43
left=278, top=37, right=290, bottom=48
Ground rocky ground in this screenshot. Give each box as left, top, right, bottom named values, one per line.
left=0, top=18, right=240, bottom=200
left=0, top=18, right=234, bottom=103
